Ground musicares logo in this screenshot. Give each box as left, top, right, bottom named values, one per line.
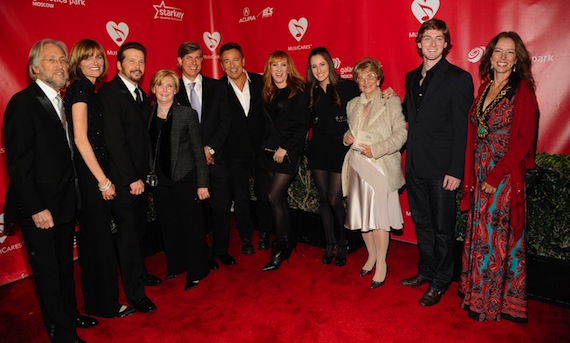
left=106, top=21, right=129, bottom=47
left=153, top=1, right=185, bottom=21
left=411, top=0, right=440, bottom=23
left=289, top=18, right=308, bottom=42
left=0, top=213, right=6, bottom=244
left=203, top=32, right=221, bottom=52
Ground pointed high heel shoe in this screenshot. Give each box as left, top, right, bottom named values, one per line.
left=360, top=269, right=373, bottom=277
left=322, top=243, right=334, bottom=264
left=371, top=266, right=389, bottom=288
left=262, top=241, right=288, bottom=272
left=335, top=241, right=348, bottom=267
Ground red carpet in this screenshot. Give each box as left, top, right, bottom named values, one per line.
left=1, top=225, right=569, bottom=342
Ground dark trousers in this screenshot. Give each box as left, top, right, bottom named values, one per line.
left=229, top=156, right=272, bottom=241
left=20, top=221, right=78, bottom=343
left=406, top=170, right=457, bottom=291
left=153, top=173, right=210, bottom=281
left=206, top=162, right=231, bottom=256
left=110, top=185, right=147, bottom=302
left=75, top=161, right=120, bottom=318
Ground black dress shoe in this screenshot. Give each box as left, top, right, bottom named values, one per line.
left=371, top=280, right=385, bottom=288
left=75, top=315, right=98, bottom=328
left=241, top=239, right=255, bottom=255
left=218, top=253, right=237, bottom=265
left=400, top=274, right=429, bottom=287
left=419, top=288, right=444, bottom=306
left=116, top=305, right=136, bottom=318
left=184, top=280, right=199, bottom=291
left=209, top=258, right=219, bottom=270
left=130, top=297, right=157, bottom=313
left=142, top=273, right=162, bottom=286
left=258, top=232, right=270, bottom=250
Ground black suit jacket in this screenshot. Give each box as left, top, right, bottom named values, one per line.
left=4, top=82, right=76, bottom=226
left=175, top=75, right=231, bottom=164
left=403, top=58, right=474, bottom=179
left=220, top=72, right=266, bottom=160
left=99, top=75, right=152, bottom=186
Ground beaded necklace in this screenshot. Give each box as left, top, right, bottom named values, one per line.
left=476, top=80, right=511, bottom=138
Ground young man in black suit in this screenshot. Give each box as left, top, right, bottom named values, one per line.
left=400, top=19, right=474, bottom=306
left=175, top=42, right=234, bottom=267
left=219, top=42, right=273, bottom=252
left=99, top=42, right=160, bottom=314
left=4, top=39, right=97, bottom=343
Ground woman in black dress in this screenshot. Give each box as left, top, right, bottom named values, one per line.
left=147, top=69, right=211, bottom=291
left=305, top=47, right=360, bottom=266
left=64, top=39, right=134, bottom=318
left=261, top=50, right=310, bottom=271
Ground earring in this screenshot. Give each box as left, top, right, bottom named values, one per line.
left=490, top=65, right=494, bottom=70
left=513, top=65, right=517, bottom=72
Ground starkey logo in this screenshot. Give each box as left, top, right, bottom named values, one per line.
left=153, top=1, right=185, bottom=21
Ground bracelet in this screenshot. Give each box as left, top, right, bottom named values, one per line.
left=98, top=179, right=112, bottom=192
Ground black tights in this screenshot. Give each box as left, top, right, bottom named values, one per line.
left=312, top=169, right=346, bottom=245
left=267, top=171, right=295, bottom=243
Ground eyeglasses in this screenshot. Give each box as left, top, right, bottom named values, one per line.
left=42, top=57, right=69, bottom=65
left=356, top=74, right=377, bottom=82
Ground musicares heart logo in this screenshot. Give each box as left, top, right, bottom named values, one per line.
left=106, top=21, right=129, bottom=47
left=203, top=32, right=221, bottom=52
left=288, top=18, right=308, bottom=42
left=411, top=0, right=440, bottom=23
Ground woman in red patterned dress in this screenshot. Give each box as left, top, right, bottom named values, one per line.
left=459, top=32, right=538, bottom=323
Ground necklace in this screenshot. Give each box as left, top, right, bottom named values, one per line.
left=475, top=80, right=511, bottom=138
left=157, top=104, right=171, bottom=117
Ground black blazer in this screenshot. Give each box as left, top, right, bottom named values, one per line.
left=403, top=58, right=474, bottom=179
left=220, top=72, right=266, bottom=160
left=175, top=75, right=231, bottom=164
left=148, top=103, right=209, bottom=187
left=4, top=82, right=76, bottom=226
left=99, top=75, right=152, bottom=187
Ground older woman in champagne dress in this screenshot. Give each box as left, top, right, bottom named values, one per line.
left=342, top=57, right=407, bottom=288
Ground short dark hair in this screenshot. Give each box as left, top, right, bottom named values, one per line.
left=177, top=42, right=202, bottom=59
left=219, top=42, right=243, bottom=58
left=118, top=42, right=146, bottom=64
left=415, top=18, right=452, bottom=57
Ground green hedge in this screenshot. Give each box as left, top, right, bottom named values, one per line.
left=287, top=153, right=570, bottom=260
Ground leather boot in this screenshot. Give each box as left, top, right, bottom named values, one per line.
left=262, top=241, right=288, bottom=271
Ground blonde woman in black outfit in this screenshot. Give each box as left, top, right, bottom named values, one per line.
left=148, top=69, right=211, bottom=290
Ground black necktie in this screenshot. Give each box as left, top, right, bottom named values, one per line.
left=135, top=87, right=143, bottom=105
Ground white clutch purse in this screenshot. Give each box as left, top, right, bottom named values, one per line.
left=352, top=130, right=379, bottom=151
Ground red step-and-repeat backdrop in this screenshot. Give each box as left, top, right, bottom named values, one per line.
left=1, top=0, right=569, bottom=285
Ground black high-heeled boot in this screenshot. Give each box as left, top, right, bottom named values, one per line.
left=262, top=241, right=288, bottom=271
left=335, top=241, right=348, bottom=267
left=322, top=243, right=335, bottom=264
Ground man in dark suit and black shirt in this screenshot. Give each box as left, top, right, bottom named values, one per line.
left=4, top=38, right=97, bottom=343
left=174, top=42, right=234, bottom=267
left=219, top=42, right=273, bottom=252
left=99, top=42, right=160, bottom=314
left=400, top=19, right=474, bottom=306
